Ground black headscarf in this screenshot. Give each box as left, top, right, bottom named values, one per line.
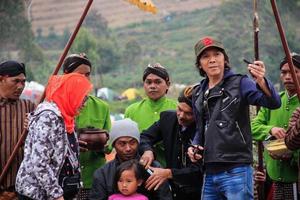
left=63, top=54, right=92, bottom=73
left=142, top=63, right=169, bottom=82
left=0, top=60, right=26, bottom=77
left=280, top=53, right=300, bottom=70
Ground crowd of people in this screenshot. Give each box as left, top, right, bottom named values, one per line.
left=1, top=36, right=300, bottom=200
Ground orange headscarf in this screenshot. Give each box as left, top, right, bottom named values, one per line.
left=45, top=73, right=92, bottom=133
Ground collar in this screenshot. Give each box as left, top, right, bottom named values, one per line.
left=286, top=91, right=298, bottom=100
left=0, top=97, right=17, bottom=107
left=147, top=96, right=167, bottom=104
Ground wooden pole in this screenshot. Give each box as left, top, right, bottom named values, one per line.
left=252, top=1, right=265, bottom=199
left=270, top=0, right=300, bottom=101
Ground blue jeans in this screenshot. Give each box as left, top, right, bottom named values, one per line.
left=202, top=165, right=253, bottom=200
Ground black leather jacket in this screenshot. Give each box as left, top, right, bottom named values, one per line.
left=193, top=73, right=253, bottom=164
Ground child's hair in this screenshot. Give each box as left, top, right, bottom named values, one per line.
left=113, top=159, right=146, bottom=193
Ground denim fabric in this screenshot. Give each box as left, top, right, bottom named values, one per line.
left=202, top=165, right=253, bottom=200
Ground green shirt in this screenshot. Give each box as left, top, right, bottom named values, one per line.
left=125, top=96, right=177, bottom=166
left=251, top=91, right=299, bottom=183
left=76, top=95, right=111, bottom=188
left=124, top=96, right=177, bottom=132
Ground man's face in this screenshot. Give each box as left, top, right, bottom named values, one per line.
left=199, top=47, right=225, bottom=78
left=0, top=73, right=26, bottom=100
left=114, top=136, right=139, bottom=161
left=280, top=63, right=300, bottom=95
left=71, top=64, right=91, bottom=80
left=176, top=102, right=195, bottom=127
left=143, top=73, right=169, bottom=101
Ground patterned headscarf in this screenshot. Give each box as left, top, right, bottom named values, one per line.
left=45, top=73, right=92, bottom=133
left=178, top=85, right=194, bottom=108
left=142, top=63, right=169, bottom=82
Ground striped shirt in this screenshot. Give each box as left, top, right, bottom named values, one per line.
left=0, top=98, right=35, bottom=189
left=285, top=107, right=300, bottom=150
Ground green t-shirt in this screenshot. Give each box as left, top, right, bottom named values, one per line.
left=251, top=91, right=299, bottom=182
left=125, top=96, right=177, bottom=132
left=76, top=95, right=111, bottom=188
left=125, top=96, right=177, bottom=166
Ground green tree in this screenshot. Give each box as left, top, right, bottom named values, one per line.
left=84, top=10, right=109, bottom=37
left=122, top=39, right=142, bottom=72
left=0, top=0, right=47, bottom=82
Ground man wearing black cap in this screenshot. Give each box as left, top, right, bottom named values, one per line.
left=0, top=60, right=35, bottom=196
left=62, top=53, right=111, bottom=199
left=252, top=53, right=300, bottom=199
left=125, top=63, right=177, bottom=166
left=188, top=36, right=281, bottom=199
left=139, top=86, right=203, bottom=200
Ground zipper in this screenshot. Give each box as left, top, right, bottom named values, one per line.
left=221, top=97, right=237, bottom=112
left=206, top=92, right=223, bottom=119
left=236, top=121, right=246, bottom=144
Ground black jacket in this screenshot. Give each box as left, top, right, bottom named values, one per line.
left=193, top=74, right=254, bottom=164
left=140, top=111, right=203, bottom=199
left=89, top=155, right=172, bottom=200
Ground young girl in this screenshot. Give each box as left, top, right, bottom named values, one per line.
left=108, top=159, right=148, bottom=200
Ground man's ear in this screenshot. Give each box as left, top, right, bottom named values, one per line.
left=166, top=80, right=171, bottom=87
left=0, top=75, right=5, bottom=83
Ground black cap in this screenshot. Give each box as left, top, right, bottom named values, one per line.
left=0, top=60, right=26, bottom=77
left=63, top=53, right=92, bottom=73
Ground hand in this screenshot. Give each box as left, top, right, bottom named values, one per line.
left=23, top=113, right=30, bottom=130
left=270, top=127, right=286, bottom=139
left=54, top=196, right=64, bottom=200
left=140, top=150, right=154, bottom=168
left=254, top=168, right=266, bottom=182
left=187, top=145, right=203, bottom=162
left=79, top=139, right=88, bottom=152
left=145, top=167, right=172, bottom=191
left=247, top=61, right=265, bottom=82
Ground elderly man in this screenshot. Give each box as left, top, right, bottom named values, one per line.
left=125, top=63, right=177, bottom=166
left=62, top=53, right=111, bottom=199
left=89, top=119, right=172, bottom=200
left=0, top=61, right=35, bottom=196
left=252, top=53, right=300, bottom=199
left=139, top=86, right=203, bottom=200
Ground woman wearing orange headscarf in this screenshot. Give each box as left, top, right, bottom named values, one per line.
left=16, top=73, right=92, bottom=200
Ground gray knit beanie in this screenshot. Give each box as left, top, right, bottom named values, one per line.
left=110, top=118, right=140, bottom=146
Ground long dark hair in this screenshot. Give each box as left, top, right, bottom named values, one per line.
left=113, top=159, right=146, bottom=193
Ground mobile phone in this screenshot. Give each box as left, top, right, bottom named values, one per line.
left=146, top=168, right=153, bottom=175
left=243, top=59, right=253, bottom=65
left=243, top=59, right=256, bottom=78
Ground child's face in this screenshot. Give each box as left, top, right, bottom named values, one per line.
left=118, top=169, right=141, bottom=196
